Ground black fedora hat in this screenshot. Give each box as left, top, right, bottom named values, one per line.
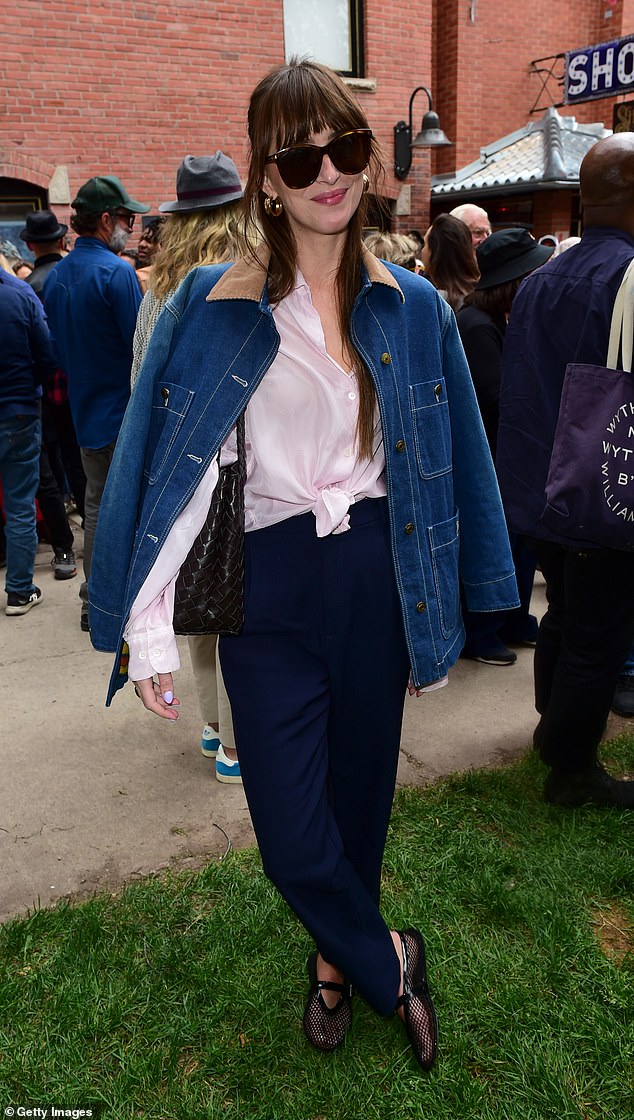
left=20, top=209, right=68, bottom=243
left=159, top=153, right=244, bottom=213
left=476, top=228, right=554, bottom=289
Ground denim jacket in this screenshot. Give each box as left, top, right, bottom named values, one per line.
left=89, top=249, right=518, bottom=703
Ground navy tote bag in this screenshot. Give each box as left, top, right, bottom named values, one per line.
left=542, top=258, right=634, bottom=551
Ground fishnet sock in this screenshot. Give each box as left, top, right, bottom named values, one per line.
left=302, top=952, right=352, bottom=1052
left=399, top=928, right=438, bottom=1071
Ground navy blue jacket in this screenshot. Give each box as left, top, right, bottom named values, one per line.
left=0, top=269, right=56, bottom=420
left=497, top=227, right=634, bottom=544
left=43, top=237, right=141, bottom=448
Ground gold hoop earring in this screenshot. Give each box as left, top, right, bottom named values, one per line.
left=264, top=195, right=283, bottom=218
left=362, top=174, right=370, bottom=194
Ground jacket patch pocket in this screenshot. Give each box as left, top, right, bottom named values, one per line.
left=410, top=378, right=452, bottom=478
left=144, top=382, right=195, bottom=484
left=428, top=511, right=461, bottom=639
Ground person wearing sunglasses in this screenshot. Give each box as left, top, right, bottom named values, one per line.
left=89, top=61, right=517, bottom=1070
left=42, top=175, right=149, bottom=631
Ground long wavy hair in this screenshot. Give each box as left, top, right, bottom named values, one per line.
left=150, top=201, right=246, bottom=301
left=243, top=58, right=385, bottom=460
left=425, top=213, right=480, bottom=311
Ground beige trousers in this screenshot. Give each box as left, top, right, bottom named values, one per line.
left=187, top=634, right=236, bottom=751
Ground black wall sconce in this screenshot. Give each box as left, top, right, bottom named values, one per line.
left=394, top=86, right=452, bottom=180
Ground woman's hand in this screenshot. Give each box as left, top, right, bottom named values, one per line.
left=133, top=674, right=180, bottom=720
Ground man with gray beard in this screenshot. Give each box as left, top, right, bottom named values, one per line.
left=43, top=175, right=149, bottom=631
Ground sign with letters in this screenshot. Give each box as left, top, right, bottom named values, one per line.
left=565, top=35, right=634, bottom=104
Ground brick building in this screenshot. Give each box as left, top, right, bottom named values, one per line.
left=0, top=0, right=435, bottom=255
left=1, top=0, right=633, bottom=255
left=429, top=0, right=634, bottom=236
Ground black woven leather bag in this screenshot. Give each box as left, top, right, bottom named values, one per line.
left=173, top=413, right=246, bottom=636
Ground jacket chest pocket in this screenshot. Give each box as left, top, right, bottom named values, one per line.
left=144, top=382, right=195, bottom=484
left=409, top=378, right=452, bottom=478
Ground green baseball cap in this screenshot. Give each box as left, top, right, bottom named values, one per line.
left=72, top=174, right=150, bottom=214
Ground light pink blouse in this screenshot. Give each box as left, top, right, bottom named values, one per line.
left=124, top=272, right=386, bottom=681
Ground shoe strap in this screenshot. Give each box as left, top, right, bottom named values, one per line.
left=316, top=978, right=348, bottom=995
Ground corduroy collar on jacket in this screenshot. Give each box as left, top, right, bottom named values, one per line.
left=205, top=242, right=403, bottom=303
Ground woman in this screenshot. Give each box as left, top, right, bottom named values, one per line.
left=457, top=228, right=553, bottom=663
left=131, top=154, right=245, bottom=387
left=89, top=59, right=518, bottom=1069
left=420, top=212, right=480, bottom=311
left=130, top=153, right=248, bottom=783
left=363, top=230, right=419, bottom=271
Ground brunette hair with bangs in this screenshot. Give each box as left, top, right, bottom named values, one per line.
left=244, top=57, right=384, bottom=460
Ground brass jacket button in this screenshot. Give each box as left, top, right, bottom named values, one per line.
left=381, top=352, right=391, bottom=364
left=405, top=522, right=414, bottom=534
left=416, top=601, right=427, bottom=613
left=395, top=439, right=405, bottom=452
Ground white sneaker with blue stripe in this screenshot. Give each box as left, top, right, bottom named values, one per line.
left=201, top=724, right=221, bottom=758
left=215, top=743, right=242, bottom=785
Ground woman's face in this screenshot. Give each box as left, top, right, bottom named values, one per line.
left=263, top=127, right=366, bottom=248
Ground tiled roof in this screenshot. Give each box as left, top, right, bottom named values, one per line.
left=431, top=107, right=610, bottom=197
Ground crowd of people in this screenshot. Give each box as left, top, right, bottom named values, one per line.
left=2, top=56, right=634, bottom=1072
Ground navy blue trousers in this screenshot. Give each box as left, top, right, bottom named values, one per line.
left=529, top=538, right=634, bottom=771
left=220, top=498, right=411, bottom=1016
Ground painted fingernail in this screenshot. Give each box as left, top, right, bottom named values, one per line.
left=163, top=690, right=173, bottom=704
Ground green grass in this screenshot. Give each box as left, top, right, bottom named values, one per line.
left=1, top=739, right=633, bottom=1120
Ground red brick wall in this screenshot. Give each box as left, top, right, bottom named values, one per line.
left=361, top=0, right=434, bottom=232
left=532, top=191, right=575, bottom=240
left=0, top=0, right=435, bottom=236
left=1, top=0, right=285, bottom=229
left=2, top=1, right=632, bottom=240
left=433, top=0, right=634, bottom=176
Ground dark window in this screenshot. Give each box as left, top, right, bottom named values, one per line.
left=0, top=177, right=47, bottom=263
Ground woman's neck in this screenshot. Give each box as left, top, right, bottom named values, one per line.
left=294, top=229, right=347, bottom=296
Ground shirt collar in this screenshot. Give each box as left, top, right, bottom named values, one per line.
left=33, top=253, right=63, bottom=268
left=206, top=243, right=403, bottom=303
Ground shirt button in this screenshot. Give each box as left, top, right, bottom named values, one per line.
left=138, top=651, right=146, bottom=660
left=348, top=391, right=356, bottom=400
left=344, top=447, right=353, bottom=457
left=395, top=439, right=405, bottom=452
left=152, top=649, right=163, bottom=659
left=405, top=522, right=414, bottom=534
left=381, top=352, right=391, bottom=364
left=416, top=601, right=427, bottom=613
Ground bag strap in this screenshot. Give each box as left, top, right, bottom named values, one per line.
left=235, top=410, right=246, bottom=471
left=607, top=257, right=634, bottom=372
left=217, top=411, right=245, bottom=469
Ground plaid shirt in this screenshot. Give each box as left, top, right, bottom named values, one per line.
left=46, top=366, right=69, bottom=406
